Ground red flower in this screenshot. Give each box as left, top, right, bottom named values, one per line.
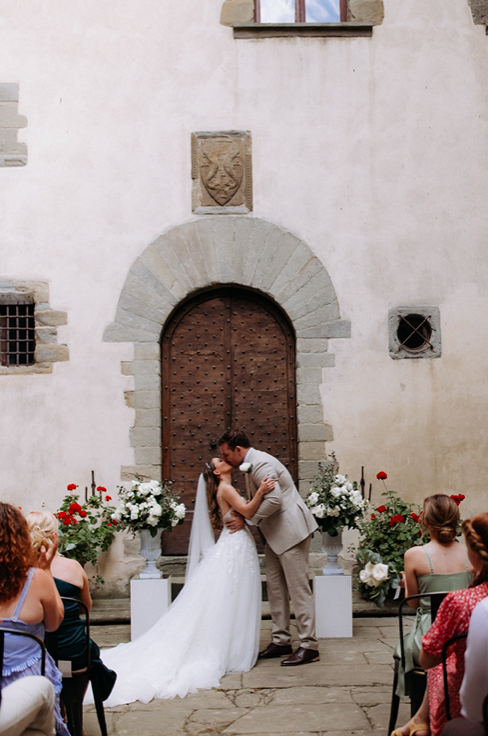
left=79, top=509, right=87, bottom=518
left=58, top=511, right=67, bottom=519
left=67, top=484, right=77, bottom=491
left=105, top=495, right=112, bottom=502
left=106, top=522, right=112, bottom=527
left=376, top=472, right=388, bottom=480
left=450, top=494, right=465, bottom=506
left=377, top=505, right=387, bottom=513
left=371, top=514, right=377, bottom=520
left=68, top=503, right=82, bottom=515
left=111, top=519, right=118, bottom=526
left=411, top=512, right=420, bottom=523
left=62, top=518, right=71, bottom=525
left=389, top=514, right=404, bottom=526
left=71, top=518, right=78, bottom=524
left=97, top=486, right=107, bottom=492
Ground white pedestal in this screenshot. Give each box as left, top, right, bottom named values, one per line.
left=130, top=575, right=172, bottom=641
left=314, top=574, right=353, bottom=638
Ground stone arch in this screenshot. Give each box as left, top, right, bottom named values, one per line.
left=104, top=216, right=350, bottom=492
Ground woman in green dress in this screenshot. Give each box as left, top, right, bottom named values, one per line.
left=393, top=494, right=474, bottom=736
left=27, top=511, right=116, bottom=700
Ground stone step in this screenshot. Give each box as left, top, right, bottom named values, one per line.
left=90, top=582, right=402, bottom=625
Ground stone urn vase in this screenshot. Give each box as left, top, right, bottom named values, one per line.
left=139, top=528, right=163, bottom=579
left=321, top=530, right=344, bottom=575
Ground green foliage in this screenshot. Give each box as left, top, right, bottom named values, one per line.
left=56, top=492, right=118, bottom=580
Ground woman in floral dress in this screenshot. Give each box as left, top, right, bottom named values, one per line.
left=419, top=513, right=488, bottom=736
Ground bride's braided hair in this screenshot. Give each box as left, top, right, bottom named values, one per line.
left=462, top=513, right=488, bottom=587
left=203, top=461, right=223, bottom=531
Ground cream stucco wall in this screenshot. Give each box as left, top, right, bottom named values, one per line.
left=0, top=0, right=487, bottom=587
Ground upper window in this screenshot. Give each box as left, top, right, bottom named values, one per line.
left=256, top=0, right=347, bottom=22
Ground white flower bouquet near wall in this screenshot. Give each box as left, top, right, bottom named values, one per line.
left=305, top=455, right=367, bottom=536
left=113, top=478, right=186, bottom=537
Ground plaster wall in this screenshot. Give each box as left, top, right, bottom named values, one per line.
left=0, top=0, right=487, bottom=587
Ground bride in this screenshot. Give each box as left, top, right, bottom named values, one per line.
left=88, top=458, right=274, bottom=706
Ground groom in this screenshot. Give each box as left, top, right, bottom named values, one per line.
left=218, top=430, right=319, bottom=666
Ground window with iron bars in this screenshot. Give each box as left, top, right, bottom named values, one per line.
left=0, top=302, right=36, bottom=366
left=256, top=0, right=347, bottom=23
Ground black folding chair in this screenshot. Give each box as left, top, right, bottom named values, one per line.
left=46, top=597, right=107, bottom=736
left=442, top=632, right=468, bottom=721
left=388, top=591, right=449, bottom=734
left=0, top=627, right=46, bottom=708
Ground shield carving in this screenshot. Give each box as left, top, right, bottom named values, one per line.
left=199, top=138, right=244, bottom=206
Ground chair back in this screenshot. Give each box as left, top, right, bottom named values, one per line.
left=46, top=597, right=91, bottom=675
left=0, top=627, right=46, bottom=708
left=442, top=632, right=467, bottom=721
left=398, top=592, right=449, bottom=672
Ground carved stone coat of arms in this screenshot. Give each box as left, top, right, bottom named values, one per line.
left=192, top=131, right=252, bottom=214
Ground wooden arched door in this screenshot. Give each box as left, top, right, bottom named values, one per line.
left=161, top=286, right=297, bottom=554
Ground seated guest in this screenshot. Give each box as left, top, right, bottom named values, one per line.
left=27, top=512, right=116, bottom=700
left=419, top=513, right=488, bottom=736
left=442, top=596, right=488, bottom=736
left=0, top=676, right=55, bottom=736
left=0, top=503, right=68, bottom=736
left=394, top=493, right=473, bottom=733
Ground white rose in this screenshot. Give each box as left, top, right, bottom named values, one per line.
left=331, top=487, right=341, bottom=497
left=149, top=502, right=162, bottom=517
left=308, top=492, right=319, bottom=505
left=372, top=563, right=389, bottom=584
left=175, top=504, right=186, bottom=519
left=138, top=482, right=153, bottom=496
left=359, top=569, right=372, bottom=584
left=239, top=462, right=253, bottom=473
left=335, top=474, right=347, bottom=485
left=171, top=519, right=179, bottom=527
left=148, top=480, right=160, bottom=490
left=345, top=482, right=353, bottom=492
left=130, top=507, right=139, bottom=521
left=147, top=515, right=159, bottom=526
left=312, top=504, right=325, bottom=519
left=170, top=500, right=177, bottom=510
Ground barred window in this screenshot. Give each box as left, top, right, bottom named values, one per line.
left=0, top=302, right=35, bottom=366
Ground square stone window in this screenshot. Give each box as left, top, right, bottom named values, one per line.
left=0, top=281, right=69, bottom=374
left=388, top=307, right=441, bottom=360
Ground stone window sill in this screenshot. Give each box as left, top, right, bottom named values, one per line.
left=233, top=22, right=373, bottom=38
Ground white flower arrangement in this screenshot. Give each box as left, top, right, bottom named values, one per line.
left=359, top=561, right=389, bottom=587
left=305, top=455, right=367, bottom=535
left=113, top=478, right=186, bottom=537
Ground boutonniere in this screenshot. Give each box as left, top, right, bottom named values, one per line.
left=239, top=462, right=253, bottom=474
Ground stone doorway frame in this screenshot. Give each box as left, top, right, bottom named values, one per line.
left=104, top=216, right=350, bottom=494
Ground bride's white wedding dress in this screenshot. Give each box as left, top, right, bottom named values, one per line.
left=88, top=482, right=261, bottom=706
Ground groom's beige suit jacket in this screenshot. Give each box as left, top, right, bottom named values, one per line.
left=245, top=448, right=318, bottom=555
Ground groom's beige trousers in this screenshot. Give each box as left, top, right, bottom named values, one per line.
left=264, top=534, right=318, bottom=650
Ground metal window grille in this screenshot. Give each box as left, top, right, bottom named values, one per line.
left=397, top=314, right=433, bottom=352
left=0, top=303, right=35, bottom=366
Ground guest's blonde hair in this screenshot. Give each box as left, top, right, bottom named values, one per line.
left=27, top=511, right=58, bottom=554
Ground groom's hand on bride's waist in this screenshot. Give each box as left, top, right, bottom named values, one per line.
left=225, top=511, right=246, bottom=533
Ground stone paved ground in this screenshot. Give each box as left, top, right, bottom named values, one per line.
left=83, top=616, right=414, bottom=736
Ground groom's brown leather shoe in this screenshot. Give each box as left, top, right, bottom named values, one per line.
left=280, top=647, right=320, bottom=666
left=258, top=643, right=293, bottom=659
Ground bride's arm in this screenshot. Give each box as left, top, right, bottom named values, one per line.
left=221, top=480, right=275, bottom=519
